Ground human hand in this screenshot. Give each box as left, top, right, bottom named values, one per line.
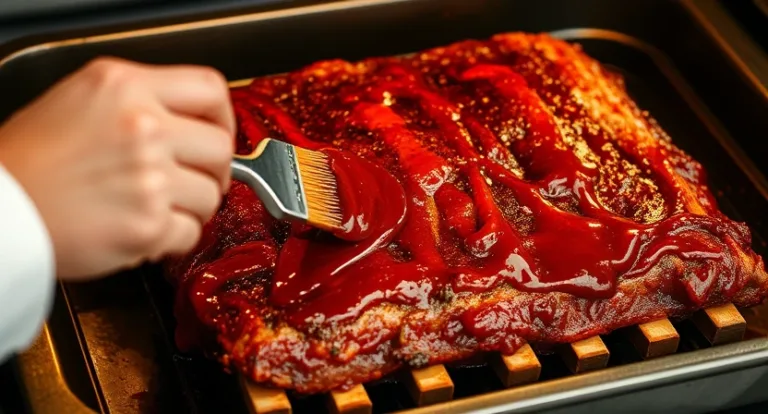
left=0, top=57, right=234, bottom=280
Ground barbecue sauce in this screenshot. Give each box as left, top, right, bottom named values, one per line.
left=174, top=34, right=760, bottom=360
left=270, top=149, right=408, bottom=312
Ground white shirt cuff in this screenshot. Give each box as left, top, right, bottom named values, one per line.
left=0, top=163, right=55, bottom=362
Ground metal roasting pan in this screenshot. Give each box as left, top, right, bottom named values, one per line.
left=1, top=0, right=768, bottom=413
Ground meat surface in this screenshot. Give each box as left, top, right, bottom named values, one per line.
left=165, top=32, right=768, bottom=393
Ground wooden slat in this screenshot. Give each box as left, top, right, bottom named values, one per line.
left=489, top=344, right=542, bottom=387
left=327, top=384, right=372, bottom=414
left=559, top=336, right=610, bottom=374
left=229, top=78, right=255, bottom=88
left=404, top=364, right=455, bottom=406
left=626, top=318, right=680, bottom=359
left=692, top=303, right=747, bottom=345
left=240, top=377, right=292, bottom=414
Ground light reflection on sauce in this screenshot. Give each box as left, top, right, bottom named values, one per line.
left=172, top=33, right=763, bottom=362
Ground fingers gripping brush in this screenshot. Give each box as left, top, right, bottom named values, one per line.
left=231, top=139, right=344, bottom=232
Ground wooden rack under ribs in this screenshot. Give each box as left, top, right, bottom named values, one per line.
left=165, top=32, right=768, bottom=395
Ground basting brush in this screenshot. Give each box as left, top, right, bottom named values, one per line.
left=231, top=138, right=344, bottom=232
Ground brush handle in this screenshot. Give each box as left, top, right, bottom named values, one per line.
left=230, top=139, right=308, bottom=222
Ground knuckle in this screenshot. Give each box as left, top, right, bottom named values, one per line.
left=135, top=169, right=168, bottom=203
left=82, top=57, right=134, bottom=90
left=125, top=146, right=164, bottom=182
left=120, top=110, right=160, bottom=142
left=198, top=66, right=228, bottom=94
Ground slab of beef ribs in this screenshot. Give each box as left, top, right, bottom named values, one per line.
left=165, top=32, right=768, bottom=393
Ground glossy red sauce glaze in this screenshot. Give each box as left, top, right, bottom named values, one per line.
left=270, top=149, right=409, bottom=318
left=166, top=34, right=767, bottom=391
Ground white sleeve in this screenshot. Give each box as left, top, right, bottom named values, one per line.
left=0, top=163, right=55, bottom=363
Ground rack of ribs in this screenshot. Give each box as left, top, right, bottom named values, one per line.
left=164, top=32, right=768, bottom=397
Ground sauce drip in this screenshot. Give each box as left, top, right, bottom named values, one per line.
left=175, top=33, right=758, bottom=350
left=270, top=149, right=408, bottom=316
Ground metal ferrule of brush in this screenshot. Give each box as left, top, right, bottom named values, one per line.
left=230, top=139, right=309, bottom=222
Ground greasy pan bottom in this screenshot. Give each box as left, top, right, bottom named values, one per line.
left=2, top=0, right=767, bottom=413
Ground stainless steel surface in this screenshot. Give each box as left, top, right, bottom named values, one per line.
left=17, top=326, right=97, bottom=414
left=231, top=139, right=310, bottom=222
left=524, top=364, right=768, bottom=414
left=402, top=337, right=768, bottom=414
